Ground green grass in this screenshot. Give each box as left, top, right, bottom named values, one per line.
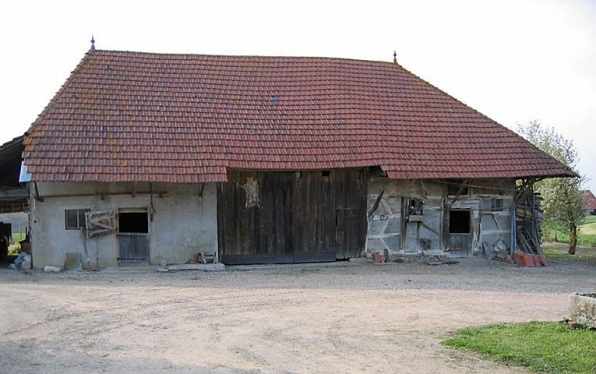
left=542, top=243, right=596, bottom=265
left=11, top=232, right=25, bottom=243
left=444, top=322, right=596, bottom=373
left=544, top=217, right=596, bottom=248
left=581, top=222, right=596, bottom=235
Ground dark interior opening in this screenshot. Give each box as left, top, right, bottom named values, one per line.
left=408, top=198, right=424, bottom=215
left=449, top=210, right=470, bottom=234
left=321, top=170, right=330, bottom=177
left=119, top=212, right=148, bottom=233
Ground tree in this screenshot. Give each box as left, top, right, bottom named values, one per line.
left=518, top=121, right=586, bottom=255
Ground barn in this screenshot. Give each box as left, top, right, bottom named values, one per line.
left=19, top=46, right=574, bottom=269
left=581, top=190, right=596, bottom=216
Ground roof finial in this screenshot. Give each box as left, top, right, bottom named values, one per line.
left=393, top=50, right=397, bottom=64
left=91, top=35, right=95, bottom=51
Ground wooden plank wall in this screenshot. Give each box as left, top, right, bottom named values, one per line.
left=218, top=169, right=367, bottom=264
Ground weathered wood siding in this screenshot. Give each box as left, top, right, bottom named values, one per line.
left=218, top=170, right=367, bottom=264
left=366, top=177, right=516, bottom=259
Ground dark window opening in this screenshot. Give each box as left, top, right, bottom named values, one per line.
left=491, top=198, right=503, bottom=211
left=408, top=199, right=424, bottom=215
left=449, top=210, right=470, bottom=234
left=321, top=170, right=330, bottom=177
left=65, top=209, right=90, bottom=230
left=119, top=212, right=149, bottom=233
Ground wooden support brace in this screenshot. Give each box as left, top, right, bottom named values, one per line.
left=34, top=182, right=43, bottom=202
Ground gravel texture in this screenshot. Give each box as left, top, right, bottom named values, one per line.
left=1, top=254, right=594, bottom=374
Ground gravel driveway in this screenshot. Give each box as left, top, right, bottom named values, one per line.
left=1, top=254, right=594, bottom=374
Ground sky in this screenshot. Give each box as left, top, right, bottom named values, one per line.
left=1, top=0, right=595, bottom=190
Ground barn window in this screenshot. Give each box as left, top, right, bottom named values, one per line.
left=321, top=170, right=330, bottom=177
left=65, top=209, right=90, bottom=230
left=449, top=210, right=471, bottom=233
left=491, top=198, right=503, bottom=211
left=408, top=199, right=424, bottom=215
left=118, top=211, right=149, bottom=233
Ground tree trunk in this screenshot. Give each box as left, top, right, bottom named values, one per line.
left=568, top=222, right=577, bottom=255
left=554, top=232, right=558, bottom=243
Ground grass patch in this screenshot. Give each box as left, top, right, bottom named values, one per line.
left=541, top=243, right=596, bottom=265
left=11, top=232, right=26, bottom=243
left=545, top=231, right=596, bottom=248
left=544, top=217, right=596, bottom=248
left=444, top=322, right=596, bottom=373
left=580, top=222, right=596, bottom=236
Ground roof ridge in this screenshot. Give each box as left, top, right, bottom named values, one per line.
left=92, top=48, right=397, bottom=65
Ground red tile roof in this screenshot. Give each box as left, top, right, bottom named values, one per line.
left=582, top=190, right=596, bottom=210
left=23, top=50, right=575, bottom=183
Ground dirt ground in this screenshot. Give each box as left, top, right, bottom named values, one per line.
left=1, top=252, right=595, bottom=374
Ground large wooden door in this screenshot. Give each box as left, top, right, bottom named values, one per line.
left=218, top=172, right=294, bottom=264
left=218, top=170, right=367, bottom=265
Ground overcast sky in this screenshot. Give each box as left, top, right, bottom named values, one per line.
left=1, top=0, right=595, bottom=190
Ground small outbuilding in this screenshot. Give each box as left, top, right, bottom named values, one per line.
left=19, top=47, right=574, bottom=268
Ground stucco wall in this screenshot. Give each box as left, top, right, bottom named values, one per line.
left=366, top=177, right=516, bottom=259
left=29, top=182, right=218, bottom=269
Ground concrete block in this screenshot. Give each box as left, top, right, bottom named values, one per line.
left=569, top=293, right=596, bottom=328
left=44, top=266, right=61, bottom=272
left=166, top=263, right=225, bottom=272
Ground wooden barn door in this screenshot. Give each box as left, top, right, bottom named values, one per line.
left=117, top=209, right=150, bottom=264
left=447, top=209, right=473, bottom=257
left=218, top=172, right=294, bottom=265
left=333, top=170, right=368, bottom=260
left=218, top=170, right=367, bottom=265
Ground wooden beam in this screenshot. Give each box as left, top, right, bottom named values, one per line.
left=447, top=179, right=469, bottom=208
left=35, top=190, right=168, bottom=199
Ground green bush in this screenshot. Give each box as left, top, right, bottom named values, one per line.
left=8, top=243, right=21, bottom=255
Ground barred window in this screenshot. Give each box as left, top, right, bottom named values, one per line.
left=491, top=199, right=503, bottom=211
left=65, top=209, right=90, bottom=230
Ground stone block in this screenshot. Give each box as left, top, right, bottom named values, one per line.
left=569, top=293, right=596, bottom=328
left=166, top=263, right=225, bottom=272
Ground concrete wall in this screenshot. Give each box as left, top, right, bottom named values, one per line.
left=366, top=177, right=516, bottom=259
left=29, top=182, right=218, bottom=269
